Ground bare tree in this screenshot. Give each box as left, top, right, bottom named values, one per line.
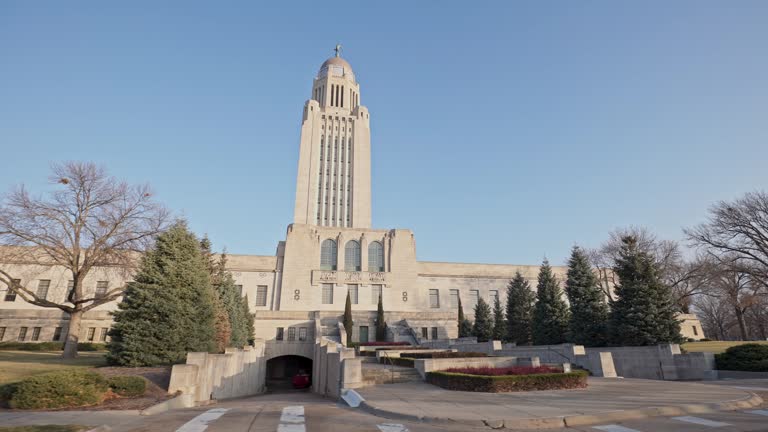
left=686, top=191, right=768, bottom=290
left=0, top=162, right=169, bottom=358
left=588, top=226, right=705, bottom=311
left=693, top=293, right=734, bottom=340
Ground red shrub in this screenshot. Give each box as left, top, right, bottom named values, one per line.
left=444, top=365, right=561, bottom=376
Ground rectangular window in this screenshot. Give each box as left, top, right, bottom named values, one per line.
left=299, top=327, right=307, bottom=341
left=322, top=284, right=334, bottom=304
left=4, top=279, right=20, bottom=301
left=87, top=327, right=96, bottom=342
left=31, top=327, right=41, bottom=341
left=95, top=281, right=108, bottom=299
left=692, top=326, right=698, bottom=336
left=288, top=327, right=296, bottom=342
left=421, top=327, right=428, bottom=340
left=431, top=327, right=438, bottom=340
left=429, top=289, right=440, bottom=308
left=348, top=284, right=358, bottom=304
left=0, top=327, right=5, bottom=342
left=255, top=286, right=268, bottom=306
left=469, top=290, right=479, bottom=310
left=66, top=280, right=74, bottom=302
left=276, top=327, right=284, bottom=341
left=371, top=285, right=382, bottom=304
left=490, top=290, right=499, bottom=304
left=53, top=327, right=63, bottom=341
left=36, top=280, right=50, bottom=300
left=235, top=285, right=243, bottom=296
left=18, top=327, right=28, bottom=342
left=450, top=289, right=459, bottom=308
left=100, top=328, right=109, bottom=342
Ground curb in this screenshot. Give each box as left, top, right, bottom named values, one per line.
left=140, top=394, right=195, bottom=416
left=359, top=392, right=763, bottom=429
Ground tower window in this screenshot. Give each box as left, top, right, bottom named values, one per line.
left=344, top=240, right=361, bottom=271
left=320, top=239, right=337, bottom=270
left=368, top=241, right=384, bottom=272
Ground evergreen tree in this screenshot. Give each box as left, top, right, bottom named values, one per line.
left=492, top=295, right=506, bottom=341
left=457, top=297, right=472, bottom=338
left=242, top=294, right=255, bottom=346
left=472, top=297, right=494, bottom=342
left=375, top=291, right=387, bottom=341
left=201, top=239, right=250, bottom=348
left=107, top=222, right=216, bottom=366
left=343, top=291, right=354, bottom=344
left=532, top=260, right=570, bottom=345
left=200, top=237, right=232, bottom=351
left=565, top=246, right=609, bottom=347
left=505, top=272, right=535, bottom=345
left=609, top=236, right=682, bottom=346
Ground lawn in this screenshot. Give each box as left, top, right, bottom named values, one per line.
left=681, top=340, right=768, bottom=354
left=0, top=351, right=107, bottom=385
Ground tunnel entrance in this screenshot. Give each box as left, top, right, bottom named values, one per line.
left=266, top=355, right=313, bottom=393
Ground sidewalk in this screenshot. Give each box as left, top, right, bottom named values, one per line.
left=356, top=377, right=764, bottom=428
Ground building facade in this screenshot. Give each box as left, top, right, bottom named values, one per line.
left=0, top=51, right=705, bottom=348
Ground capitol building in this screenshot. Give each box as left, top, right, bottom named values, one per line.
left=0, top=49, right=704, bottom=348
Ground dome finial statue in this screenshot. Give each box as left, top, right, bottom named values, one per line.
left=334, top=43, right=342, bottom=58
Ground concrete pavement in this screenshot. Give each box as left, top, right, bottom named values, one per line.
left=356, top=377, right=763, bottom=428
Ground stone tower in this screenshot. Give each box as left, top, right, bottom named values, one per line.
left=292, top=47, right=372, bottom=228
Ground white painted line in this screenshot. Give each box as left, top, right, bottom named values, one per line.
left=277, top=425, right=306, bottom=432
left=280, top=405, right=305, bottom=423
left=672, top=416, right=730, bottom=427
left=175, top=408, right=230, bottom=432
left=377, top=424, right=410, bottom=432
left=592, top=425, right=642, bottom=432
left=746, top=409, right=768, bottom=416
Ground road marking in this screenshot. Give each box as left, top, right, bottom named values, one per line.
left=746, top=409, right=768, bottom=416
left=592, top=425, right=642, bottom=432
left=278, top=406, right=305, bottom=432
left=672, top=416, right=730, bottom=427
left=175, top=408, right=230, bottom=432
left=377, top=424, right=410, bottom=432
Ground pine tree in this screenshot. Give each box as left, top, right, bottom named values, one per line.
left=375, top=291, right=387, bottom=341
left=532, top=260, right=570, bottom=345
left=200, top=240, right=249, bottom=348
left=505, top=272, right=535, bottom=345
left=565, top=246, right=609, bottom=347
left=343, top=291, right=354, bottom=344
left=472, top=297, right=494, bottom=342
left=457, top=297, right=472, bottom=338
left=242, top=294, right=255, bottom=346
left=107, top=221, right=216, bottom=366
left=200, top=237, right=232, bottom=351
left=492, top=295, right=505, bottom=341
left=609, top=236, right=682, bottom=346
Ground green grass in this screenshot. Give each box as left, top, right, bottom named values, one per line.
left=682, top=340, right=768, bottom=354
left=0, top=426, right=90, bottom=432
left=0, top=351, right=106, bottom=385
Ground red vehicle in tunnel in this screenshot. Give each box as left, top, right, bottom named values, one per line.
left=291, top=369, right=311, bottom=389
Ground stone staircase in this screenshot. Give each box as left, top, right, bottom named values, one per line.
left=361, top=361, right=422, bottom=386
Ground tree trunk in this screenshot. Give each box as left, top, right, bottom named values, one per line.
left=734, top=307, right=749, bottom=341
left=62, top=310, right=82, bottom=359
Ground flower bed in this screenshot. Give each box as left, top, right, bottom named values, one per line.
left=426, top=368, right=588, bottom=393
left=406, top=351, right=487, bottom=359
left=445, top=365, right=561, bottom=376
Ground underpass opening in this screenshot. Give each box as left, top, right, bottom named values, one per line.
left=266, top=355, right=313, bottom=393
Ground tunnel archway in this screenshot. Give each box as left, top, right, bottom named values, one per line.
left=266, top=355, right=313, bottom=392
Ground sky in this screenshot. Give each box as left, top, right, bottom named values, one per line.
left=1, top=1, right=767, bottom=266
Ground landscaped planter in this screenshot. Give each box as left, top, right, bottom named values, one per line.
left=426, top=366, right=588, bottom=393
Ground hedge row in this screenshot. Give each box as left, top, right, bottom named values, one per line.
left=0, top=342, right=107, bottom=352
left=426, top=370, right=588, bottom=392
left=715, top=344, right=768, bottom=372
left=379, top=357, right=415, bottom=367
left=406, top=351, right=487, bottom=359
left=4, top=371, right=147, bottom=409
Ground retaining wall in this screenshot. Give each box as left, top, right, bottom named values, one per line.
left=413, top=356, right=540, bottom=379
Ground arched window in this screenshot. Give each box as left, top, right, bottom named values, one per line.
left=320, top=239, right=337, bottom=270
left=344, top=240, right=361, bottom=271
left=368, top=241, right=384, bottom=272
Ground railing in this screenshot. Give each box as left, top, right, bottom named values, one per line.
left=378, top=350, right=396, bottom=384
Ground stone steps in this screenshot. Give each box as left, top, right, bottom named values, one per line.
left=361, top=364, right=421, bottom=385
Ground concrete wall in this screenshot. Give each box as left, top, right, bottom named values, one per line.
left=312, top=336, right=361, bottom=399
left=413, top=356, right=539, bottom=379
left=168, top=343, right=267, bottom=403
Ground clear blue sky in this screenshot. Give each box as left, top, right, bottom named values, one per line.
left=1, top=2, right=766, bottom=265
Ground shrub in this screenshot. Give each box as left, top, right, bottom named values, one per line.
left=107, top=376, right=147, bottom=397
left=426, top=370, right=588, bottom=392
left=0, top=382, right=19, bottom=401
left=715, top=343, right=768, bottom=372
left=0, top=342, right=64, bottom=351
left=77, top=343, right=107, bottom=351
left=407, top=351, right=488, bottom=359
left=444, top=365, right=561, bottom=376
left=380, top=357, right=415, bottom=367
left=10, top=370, right=109, bottom=409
